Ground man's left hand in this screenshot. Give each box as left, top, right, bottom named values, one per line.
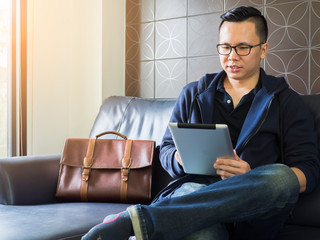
left=214, top=150, right=251, bottom=180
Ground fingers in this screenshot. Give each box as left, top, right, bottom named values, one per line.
left=216, top=168, right=234, bottom=180
left=214, top=160, right=242, bottom=179
left=233, top=149, right=240, bottom=160
left=214, top=151, right=251, bottom=179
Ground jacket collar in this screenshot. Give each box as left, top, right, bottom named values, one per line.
left=197, top=68, right=288, bottom=96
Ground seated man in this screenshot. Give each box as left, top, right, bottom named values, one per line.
left=82, top=6, right=319, bottom=240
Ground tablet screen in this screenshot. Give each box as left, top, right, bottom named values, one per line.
left=168, top=123, right=234, bottom=176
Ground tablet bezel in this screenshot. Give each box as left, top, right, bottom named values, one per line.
left=168, top=122, right=235, bottom=176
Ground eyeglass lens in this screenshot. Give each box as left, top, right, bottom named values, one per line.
left=217, top=45, right=252, bottom=56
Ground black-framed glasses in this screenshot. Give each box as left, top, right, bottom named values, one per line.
left=216, top=43, right=264, bottom=56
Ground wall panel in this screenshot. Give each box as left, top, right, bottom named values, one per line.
left=126, top=0, right=320, bottom=97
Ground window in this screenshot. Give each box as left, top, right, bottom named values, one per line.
left=0, top=0, right=27, bottom=157
left=0, top=0, right=10, bottom=157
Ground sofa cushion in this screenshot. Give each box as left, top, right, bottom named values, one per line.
left=0, top=202, right=130, bottom=240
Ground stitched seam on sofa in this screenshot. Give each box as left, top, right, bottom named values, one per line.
left=117, top=97, right=135, bottom=137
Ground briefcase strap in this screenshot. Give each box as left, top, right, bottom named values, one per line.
left=120, top=139, right=133, bottom=203
left=80, top=138, right=96, bottom=201
left=80, top=138, right=133, bottom=202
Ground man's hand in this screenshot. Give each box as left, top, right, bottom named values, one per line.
left=291, top=167, right=306, bottom=193
left=214, top=150, right=251, bottom=180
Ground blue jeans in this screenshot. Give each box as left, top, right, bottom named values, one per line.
left=171, top=182, right=227, bottom=240
left=127, top=164, right=300, bottom=240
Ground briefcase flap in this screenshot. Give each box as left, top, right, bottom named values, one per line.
left=60, top=138, right=155, bottom=169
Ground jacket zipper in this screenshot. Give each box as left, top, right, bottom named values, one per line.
left=237, top=96, right=275, bottom=154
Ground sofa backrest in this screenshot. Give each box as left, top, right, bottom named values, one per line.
left=90, top=96, right=176, bottom=146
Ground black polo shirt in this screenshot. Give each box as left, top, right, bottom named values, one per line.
left=213, top=77, right=261, bottom=148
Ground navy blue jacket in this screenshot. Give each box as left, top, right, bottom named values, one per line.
left=160, top=69, right=319, bottom=194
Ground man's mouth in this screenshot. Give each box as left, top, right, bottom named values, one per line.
left=228, top=65, right=240, bottom=69
left=228, top=65, right=241, bottom=72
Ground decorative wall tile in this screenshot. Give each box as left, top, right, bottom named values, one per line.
left=155, top=0, right=187, bottom=20
left=188, top=0, right=223, bottom=16
left=126, top=0, right=154, bottom=24
left=155, top=59, right=186, bottom=98
left=126, top=23, right=154, bottom=62
left=225, top=0, right=263, bottom=10
left=155, top=18, right=187, bottom=59
left=188, top=13, right=221, bottom=57
left=266, top=0, right=306, bottom=4
left=126, top=61, right=154, bottom=98
left=265, top=50, right=309, bottom=94
left=266, top=2, right=309, bottom=50
left=310, top=49, right=320, bottom=94
left=311, top=1, right=320, bottom=47
left=188, top=56, right=221, bottom=83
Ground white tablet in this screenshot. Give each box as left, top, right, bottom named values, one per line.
left=168, top=123, right=234, bottom=176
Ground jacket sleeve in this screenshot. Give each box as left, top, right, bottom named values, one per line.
left=159, top=83, right=198, bottom=179
left=282, top=91, right=320, bottom=194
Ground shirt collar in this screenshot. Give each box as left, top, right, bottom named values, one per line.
left=216, top=76, right=262, bottom=95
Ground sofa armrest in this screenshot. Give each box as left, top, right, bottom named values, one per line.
left=0, top=155, right=61, bottom=205
left=287, top=181, right=320, bottom=227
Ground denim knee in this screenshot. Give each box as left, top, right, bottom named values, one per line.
left=251, top=164, right=300, bottom=207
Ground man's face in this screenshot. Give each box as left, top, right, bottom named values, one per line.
left=219, top=21, right=268, bottom=82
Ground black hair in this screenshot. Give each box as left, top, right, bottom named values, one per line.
left=219, top=6, right=268, bottom=43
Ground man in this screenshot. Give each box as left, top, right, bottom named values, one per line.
left=82, top=6, right=319, bottom=240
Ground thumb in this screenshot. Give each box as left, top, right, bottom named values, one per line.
left=233, top=150, right=240, bottom=161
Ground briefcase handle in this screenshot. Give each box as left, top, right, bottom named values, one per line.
left=95, top=131, right=127, bottom=140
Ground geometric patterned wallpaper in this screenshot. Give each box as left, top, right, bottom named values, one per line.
left=125, top=0, right=320, bottom=98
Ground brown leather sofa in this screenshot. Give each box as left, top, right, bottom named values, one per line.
left=0, top=95, right=319, bottom=239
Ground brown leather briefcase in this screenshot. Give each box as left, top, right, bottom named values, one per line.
left=56, top=131, right=155, bottom=204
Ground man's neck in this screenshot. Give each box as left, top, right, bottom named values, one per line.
left=224, top=74, right=259, bottom=91
left=223, top=74, right=260, bottom=108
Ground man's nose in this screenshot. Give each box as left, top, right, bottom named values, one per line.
left=228, top=48, right=240, bottom=60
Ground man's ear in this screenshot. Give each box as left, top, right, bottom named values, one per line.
left=260, top=42, right=269, bottom=60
